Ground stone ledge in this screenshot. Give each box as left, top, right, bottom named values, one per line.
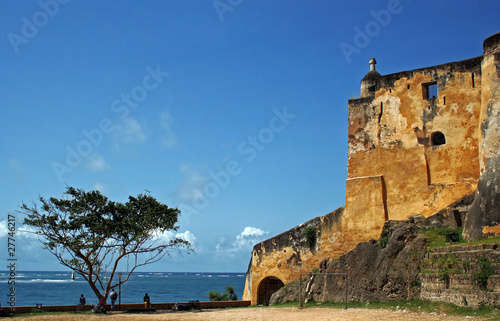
left=420, top=288, right=500, bottom=308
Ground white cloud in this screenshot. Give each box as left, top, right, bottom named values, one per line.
left=86, top=153, right=108, bottom=172
left=114, top=117, right=147, bottom=144
left=92, top=182, right=106, bottom=192
left=0, top=220, right=8, bottom=238
left=9, top=158, right=25, bottom=180
left=10, top=158, right=24, bottom=172
left=216, top=226, right=268, bottom=259
left=174, top=164, right=209, bottom=204
left=234, top=226, right=266, bottom=249
left=176, top=230, right=196, bottom=245
left=0, top=220, right=45, bottom=260
left=0, top=220, right=39, bottom=240
left=160, top=110, right=177, bottom=148
left=154, top=229, right=197, bottom=251
left=17, top=224, right=42, bottom=240
left=0, top=218, right=46, bottom=241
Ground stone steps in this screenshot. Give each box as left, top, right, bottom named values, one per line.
left=427, top=243, right=499, bottom=253
left=421, top=273, right=500, bottom=291
left=420, top=288, right=500, bottom=308
left=419, top=243, right=500, bottom=308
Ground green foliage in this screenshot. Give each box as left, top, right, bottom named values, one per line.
left=438, top=268, right=450, bottom=285
left=467, top=235, right=500, bottom=245
left=420, top=227, right=500, bottom=249
left=462, top=260, right=472, bottom=273
left=271, top=299, right=499, bottom=318
left=474, top=257, right=496, bottom=290
left=430, top=255, right=459, bottom=285
left=208, top=285, right=238, bottom=301
left=378, top=226, right=391, bottom=247
left=30, top=308, right=45, bottom=313
left=422, top=227, right=463, bottom=248
left=21, top=186, right=191, bottom=301
left=303, top=226, right=317, bottom=249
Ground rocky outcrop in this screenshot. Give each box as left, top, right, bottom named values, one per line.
left=270, top=194, right=482, bottom=306
left=270, top=216, right=428, bottom=305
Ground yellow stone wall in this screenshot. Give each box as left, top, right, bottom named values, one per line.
left=347, top=67, right=481, bottom=222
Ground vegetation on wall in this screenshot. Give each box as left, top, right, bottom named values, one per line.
left=418, top=228, right=498, bottom=292
left=378, top=225, right=392, bottom=247
left=303, top=226, right=317, bottom=249
left=474, top=257, right=496, bottom=290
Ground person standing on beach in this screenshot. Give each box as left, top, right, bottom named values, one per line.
left=79, top=294, right=86, bottom=305
left=110, top=289, right=118, bottom=310
left=144, top=293, right=151, bottom=308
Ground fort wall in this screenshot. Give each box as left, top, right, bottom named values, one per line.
left=243, top=33, right=500, bottom=305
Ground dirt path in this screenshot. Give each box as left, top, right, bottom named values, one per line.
left=12, top=307, right=488, bottom=321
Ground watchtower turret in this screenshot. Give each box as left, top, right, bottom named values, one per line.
left=360, top=58, right=381, bottom=98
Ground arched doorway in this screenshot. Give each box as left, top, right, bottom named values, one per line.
left=257, top=276, right=284, bottom=305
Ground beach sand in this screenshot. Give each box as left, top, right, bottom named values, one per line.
left=11, top=307, right=487, bottom=321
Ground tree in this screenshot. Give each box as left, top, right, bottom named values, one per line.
left=208, top=286, right=238, bottom=301
left=21, top=186, right=191, bottom=301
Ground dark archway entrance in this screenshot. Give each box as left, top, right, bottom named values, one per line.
left=257, top=276, right=284, bottom=305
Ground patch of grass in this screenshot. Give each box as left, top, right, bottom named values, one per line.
left=422, top=227, right=464, bottom=248
left=422, top=227, right=500, bottom=249
left=378, top=226, right=391, bottom=247
left=467, top=235, right=500, bottom=245
left=10, top=311, right=95, bottom=318
left=271, top=299, right=500, bottom=319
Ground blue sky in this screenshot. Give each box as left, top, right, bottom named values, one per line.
left=1, top=0, right=499, bottom=273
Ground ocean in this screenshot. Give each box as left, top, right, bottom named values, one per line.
left=0, top=271, right=246, bottom=307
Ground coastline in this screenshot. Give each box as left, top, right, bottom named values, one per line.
left=0, top=271, right=246, bottom=307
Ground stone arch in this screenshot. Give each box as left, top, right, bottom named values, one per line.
left=257, top=276, right=284, bottom=305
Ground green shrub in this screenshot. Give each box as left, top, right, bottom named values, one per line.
left=378, top=226, right=391, bottom=247
left=208, top=285, right=238, bottom=301
left=303, top=226, right=317, bottom=249
left=474, top=257, right=495, bottom=290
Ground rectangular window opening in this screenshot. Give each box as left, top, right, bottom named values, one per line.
left=472, top=73, right=475, bottom=88
left=423, top=82, right=438, bottom=99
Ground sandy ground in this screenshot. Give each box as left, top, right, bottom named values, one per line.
left=11, top=307, right=489, bottom=321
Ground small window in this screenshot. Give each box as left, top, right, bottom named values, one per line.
left=431, top=131, right=446, bottom=146
left=423, top=82, right=438, bottom=99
